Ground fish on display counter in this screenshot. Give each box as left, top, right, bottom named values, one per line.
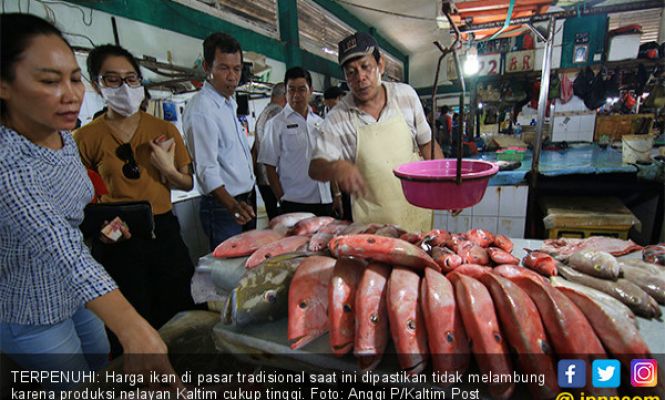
left=567, top=250, right=621, bottom=280
left=450, top=273, right=514, bottom=400
left=288, top=256, right=337, bottom=350
left=328, top=257, right=365, bottom=356
left=420, top=268, right=469, bottom=382
left=245, top=236, right=311, bottom=269
left=479, top=273, right=557, bottom=400
left=521, top=251, right=558, bottom=276
left=558, top=264, right=662, bottom=319
left=354, top=263, right=391, bottom=371
left=328, top=234, right=440, bottom=272
left=618, top=263, right=665, bottom=304
left=223, top=253, right=309, bottom=326
left=213, top=229, right=285, bottom=258
left=643, top=243, right=665, bottom=266
left=386, top=267, right=429, bottom=375
left=269, top=212, right=315, bottom=233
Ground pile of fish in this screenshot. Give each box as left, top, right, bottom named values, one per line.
left=213, top=214, right=665, bottom=399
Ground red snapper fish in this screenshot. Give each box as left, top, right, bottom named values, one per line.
left=486, top=247, right=519, bottom=265
left=328, top=257, right=365, bottom=356
left=213, top=229, right=285, bottom=258
left=387, top=267, right=429, bottom=374
left=450, top=274, right=514, bottom=400
left=328, top=234, right=440, bottom=272
left=431, top=247, right=463, bottom=273
left=287, top=256, right=336, bottom=350
left=447, top=264, right=492, bottom=280
left=493, top=234, right=513, bottom=252
left=466, top=228, right=495, bottom=248
left=420, top=269, right=469, bottom=382
left=522, top=250, right=558, bottom=276
left=551, top=277, right=647, bottom=361
left=509, top=275, right=606, bottom=357
left=308, top=222, right=351, bottom=252
left=290, top=216, right=336, bottom=236
left=479, top=273, right=557, bottom=400
left=354, top=263, right=391, bottom=371
left=269, top=212, right=315, bottom=231
left=493, top=264, right=549, bottom=285
left=245, top=235, right=311, bottom=269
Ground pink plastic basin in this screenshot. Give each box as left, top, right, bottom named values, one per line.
left=393, top=159, right=499, bottom=210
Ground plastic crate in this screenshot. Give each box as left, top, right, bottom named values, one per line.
left=540, top=196, right=637, bottom=240
left=496, top=150, right=525, bottom=162
left=548, top=225, right=631, bottom=240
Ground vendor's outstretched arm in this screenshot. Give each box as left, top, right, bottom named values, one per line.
left=419, top=140, right=444, bottom=160
left=309, top=158, right=367, bottom=197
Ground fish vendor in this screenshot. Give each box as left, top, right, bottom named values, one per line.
left=308, top=32, right=444, bottom=232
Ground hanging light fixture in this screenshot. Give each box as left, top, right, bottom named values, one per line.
left=464, top=46, right=480, bottom=76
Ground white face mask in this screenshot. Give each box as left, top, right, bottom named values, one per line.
left=100, top=84, right=145, bottom=117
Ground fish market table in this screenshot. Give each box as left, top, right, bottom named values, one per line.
left=476, top=144, right=663, bottom=244
left=192, top=239, right=665, bottom=393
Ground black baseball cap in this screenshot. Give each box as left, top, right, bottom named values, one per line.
left=338, top=32, right=378, bottom=66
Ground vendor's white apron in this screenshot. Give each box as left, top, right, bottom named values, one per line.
left=352, top=112, right=432, bottom=232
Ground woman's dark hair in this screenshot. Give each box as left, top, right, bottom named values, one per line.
left=203, top=32, right=243, bottom=66
left=284, top=67, right=312, bottom=88
left=1, top=13, right=69, bottom=114
left=87, top=44, right=142, bottom=83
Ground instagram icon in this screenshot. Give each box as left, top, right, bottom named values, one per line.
left=631, top=359, right=658, bottom=387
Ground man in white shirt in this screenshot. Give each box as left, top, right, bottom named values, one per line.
left=183, top=32, right=256, bottom=250
left=258, top=67, right=333, bottom=216
left=253, top=83, right=286, bottom=221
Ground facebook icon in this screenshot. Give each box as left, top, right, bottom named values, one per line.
left=558, top=360, right=586, bottom=388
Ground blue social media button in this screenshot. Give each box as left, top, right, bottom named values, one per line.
left=592, top=359, right=621, bottom=388
left=558, top=359, right=586, bottom=388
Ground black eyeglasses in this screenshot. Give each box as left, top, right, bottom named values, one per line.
left=99, top=73, right=142, bottom=88
left=116, top=143, right=140, bottom=180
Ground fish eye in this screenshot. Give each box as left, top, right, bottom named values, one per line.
left=407, top=319, right=416, bottom=331
left=264, top=290, right=277, bottom=304
left=493, top=332, right=502, bottom=343
left=343, top=304, right=352, bottom=313
left=446, top=332, right=454, bottom=343
left=370, top=314, right=378, bottom=324
left=299, top=300, right=308, bottom=309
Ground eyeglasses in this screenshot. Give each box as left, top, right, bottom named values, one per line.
left=99, top=73, right=142, bottom=88
left=116, top=143, right=140, bottom=179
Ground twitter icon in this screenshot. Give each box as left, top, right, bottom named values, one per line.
left=593, top=359, right=621, bottom=388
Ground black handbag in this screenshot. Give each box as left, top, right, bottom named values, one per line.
left=80, top=201, right=155, bottom=240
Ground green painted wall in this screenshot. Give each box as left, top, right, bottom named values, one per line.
left=66, top=0, right=404, bottom=82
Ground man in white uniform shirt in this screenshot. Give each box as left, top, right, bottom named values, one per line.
left=253, top=83, right=286, bottom=220
left=258, top=67, right=333, bottom=216
left=308, top=32, right=443, bottom=231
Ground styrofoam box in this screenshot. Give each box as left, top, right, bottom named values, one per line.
left=607, top=33, right=641, bottom=61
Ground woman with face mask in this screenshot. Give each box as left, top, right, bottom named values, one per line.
left=0, top=14, right=181, bottom=390
left=74, top=45, right=196, bottom=357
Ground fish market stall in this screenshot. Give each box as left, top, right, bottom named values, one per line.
left=191, top=230, right=665, bottom=399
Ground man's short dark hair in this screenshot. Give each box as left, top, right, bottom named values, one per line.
left=284, top=67, right=312, bottom=88
left=440, top=105, right=450, bottom=114
left=324, top=86, right=345, bottom=100
left=203, top=32, right=242, bottom=66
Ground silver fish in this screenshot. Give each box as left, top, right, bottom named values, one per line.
left=567, top=250, right=621, bottom=280
left=619, top=264, right=665, bottom=304
left=558, top=264, right=661, bottom=319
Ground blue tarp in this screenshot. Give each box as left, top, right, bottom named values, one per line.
left=475, top=144, right=638, bottom=186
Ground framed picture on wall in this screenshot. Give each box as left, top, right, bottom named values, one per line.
left=573, top=44, right=589, bottom=64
